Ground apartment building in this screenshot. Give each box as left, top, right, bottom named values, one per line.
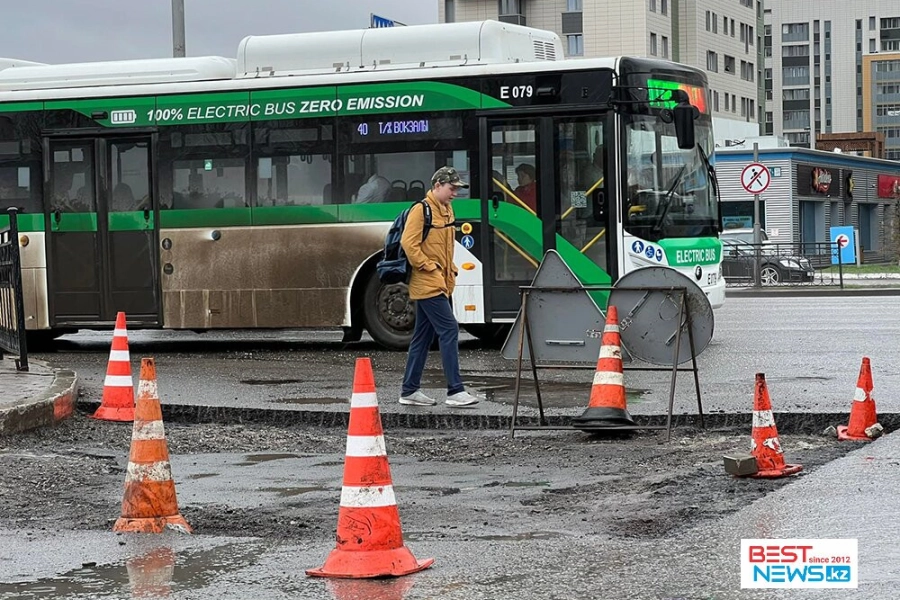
left=439, top=0, right=763, bottom=139
left=764, top=1, right=900, bottom=158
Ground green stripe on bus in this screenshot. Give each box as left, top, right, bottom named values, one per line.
left=0, top=213, right=44, bottom=232
left=108, top=211, right=155, bottom=231
left=158, top=208, right=252, bottom=228
left=43, top=82, right=511, bottom=127
left=0, top=101, right=44, bottom=113
left=50, top=213, right=98, bottom=232
left=252, top=206, right=340, bottom=225
left=659, top=237, right=721, bottom=266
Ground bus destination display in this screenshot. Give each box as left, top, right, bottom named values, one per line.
left=351, top=117, right=461, bottom=142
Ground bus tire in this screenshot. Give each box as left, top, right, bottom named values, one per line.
left=363, top=273, right=416, bottom=350
left=463, top=324, right=512, bottom=348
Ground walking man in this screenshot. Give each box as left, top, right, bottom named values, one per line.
left=398, top=166, right=482, bottom=407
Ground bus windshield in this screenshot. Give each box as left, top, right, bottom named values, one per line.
left=623, top=114, right=718, bottom=243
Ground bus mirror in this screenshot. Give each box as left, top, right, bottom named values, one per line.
left=674, top=103, right=696, bottom=149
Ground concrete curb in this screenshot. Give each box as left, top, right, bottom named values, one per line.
left=74, top=400, right=899, bottom=435
left=726, top=287, right=900, bottom=298
left=0, top=369, right=79, bottom=436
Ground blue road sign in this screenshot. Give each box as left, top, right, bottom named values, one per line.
left=461, top=234, right=475, bottom=250
left=830, top=226, right=856, bottom=265
left=371, top=14, right=395, bottom=28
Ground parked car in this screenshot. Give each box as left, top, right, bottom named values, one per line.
left=720, top=229, right=815, bottom=284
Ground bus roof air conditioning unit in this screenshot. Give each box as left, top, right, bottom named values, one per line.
left=236, top=20, right=563, bottom=77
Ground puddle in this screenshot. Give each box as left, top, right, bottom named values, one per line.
left=188, top=473, right=217, bottom=480
left=472, top=531, right=566, bottom=541
left=258, top=485, right=326, bottom=498
left=240, top=378, right=303, bottom=385
left=0, top=543, right=268, bottom=599
left=274, top=397, right=346, bottom=405
left=235, top=453, right=299, bottom=466
left=314, top=461, right=345, bottom=467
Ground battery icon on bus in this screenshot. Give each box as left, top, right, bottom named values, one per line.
left=110, top=110, right=137, bottom=124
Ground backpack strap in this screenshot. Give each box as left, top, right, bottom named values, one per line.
left=419, top=199, right=432, bottom=242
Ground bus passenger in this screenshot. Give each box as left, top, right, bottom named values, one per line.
left=514, top=163, right=537, bottom=212
left=398, top=166, right=483, bottom=408
left=355, top=173, right=391, bottom=203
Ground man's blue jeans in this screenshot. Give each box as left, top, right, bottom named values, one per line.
left=401, top=294, right=464, bottom=396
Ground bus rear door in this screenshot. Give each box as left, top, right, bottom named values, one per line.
left=45, top=136, right=159, bottom=327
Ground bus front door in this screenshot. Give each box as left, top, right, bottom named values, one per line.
left=552, top=117, right=615, bottom=290
left=46, top=136, right=158, bottom=327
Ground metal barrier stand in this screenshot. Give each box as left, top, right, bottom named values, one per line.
left=510, top=284, right=704, bottom=441
left=0, top=207, right=28, bottom=371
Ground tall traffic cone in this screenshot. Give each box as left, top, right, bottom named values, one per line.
left=837, top=357, right=880, bottom=441
left=92, top=311, right=135, bottom=421
left=113, top=358, right=191, bottom=534
left=749, top=373, right=802, bottom=478
left=573, top=305, right=637, bottom=432
left=307, top=357, right=433, bottom=579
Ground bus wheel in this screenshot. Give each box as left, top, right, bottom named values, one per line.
left=363, top=274, right=415, bottom=350
left=463, top=324, right=512, bottom=348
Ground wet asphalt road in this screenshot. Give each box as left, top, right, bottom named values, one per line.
left=34, top=295, right=900, bottom=417
left=3, top=294, right=899, bottom=600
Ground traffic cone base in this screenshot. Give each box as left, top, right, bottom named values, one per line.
left=114, top=515, right=191, bottom=534
left=836, top=425, right=871, bottom=442
left=113, top=358, right=191, bottom=534
left=92, top=312, right=135, bottom=422
left=307, top=548, right=434, bottom=579
left=838, top=358, right=879, bottom=442
left=574, top=308, right=637, bottom=432
left=307, top=358, right=431, bottom=579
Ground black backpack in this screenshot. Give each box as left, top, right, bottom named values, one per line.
left=376, top=199, right=433, bottom=284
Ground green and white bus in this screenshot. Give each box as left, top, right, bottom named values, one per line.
left=0, top=21, right=723, bottom=349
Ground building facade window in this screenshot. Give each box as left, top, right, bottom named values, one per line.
left=707, top=51, right=718, bottom=72
left=649, top=0, right=656, bottom=12
left=661, top=35, right=669, bottom=58
left=650, top=33, right=658, bottom=56
left=782, top=23, right=809, bottom=42
left=661, top=0, right=667, bottom=16
left=567, top=34, right=584, bottom=56
left=566, top=0, right=582, bottom=11
left=444, top=0, right=455, bottom=22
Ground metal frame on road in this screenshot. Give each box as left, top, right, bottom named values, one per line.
left=509, top=284, right=705, bottom=440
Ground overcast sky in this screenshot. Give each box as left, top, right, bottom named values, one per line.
left=1, top=1, right=438, bottom=64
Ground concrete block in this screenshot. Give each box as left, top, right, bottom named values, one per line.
left=724, top=452, right=758, bottom=477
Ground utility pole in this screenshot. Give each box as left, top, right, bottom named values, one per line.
left=172, top=0, right=186, bottom=57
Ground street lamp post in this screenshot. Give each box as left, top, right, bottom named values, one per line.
left=172, top=0, right=186, bottom=58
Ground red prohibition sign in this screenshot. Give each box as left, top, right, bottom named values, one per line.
left=741, top=163, right=770, bottom=194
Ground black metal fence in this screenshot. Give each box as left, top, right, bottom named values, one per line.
left=0, top=207, right=28, bottom=370
left=723, top=240, right=850, bottom=288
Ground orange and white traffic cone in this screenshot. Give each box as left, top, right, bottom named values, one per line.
left=307, top=357, right=433, bottom=579
left=113, top=358, right=191, bottom=534
left=749, top=373, right=802, bottom=478
left=573, top=305, right=637, bottom=432
left=837, top=357, right=880, bottom=441
left=92, top=311, right=135, bottom=422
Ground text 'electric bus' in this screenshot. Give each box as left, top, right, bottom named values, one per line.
left=0, top=20, right=723, bottom=349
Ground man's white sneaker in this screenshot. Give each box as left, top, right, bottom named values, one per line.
left=399, top=390, right=437, bottom=406
left=445, top=390, right=482, bottom=407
